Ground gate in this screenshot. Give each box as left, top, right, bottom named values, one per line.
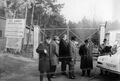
left=39, top=26, right=100, bottom=46
left=39, top=25, right=100, bottom=59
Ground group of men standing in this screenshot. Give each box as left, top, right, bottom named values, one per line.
left=36, top=34, right=93, bottom=81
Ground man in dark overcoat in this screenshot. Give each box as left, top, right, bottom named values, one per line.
left=79, top=39, right=93, bottom=77
left=36, top=36, right=52, bottom=81
left=59, top=34, right=70, bottom=75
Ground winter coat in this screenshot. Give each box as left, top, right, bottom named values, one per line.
left=69, top=41, right=77, bottom=63
left=36, top=41, right=52, bottom=72
left=50, top=41, right=59, bottom=66
left=79, top=44, right=93, bottom=70
left=59, top=39, right=70, bottom=62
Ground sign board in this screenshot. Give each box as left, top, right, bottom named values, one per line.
left=6, top=38, right=22, bottom=50
left=5, top=19, right=26, bottom=38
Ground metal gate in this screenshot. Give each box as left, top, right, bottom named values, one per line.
left=39, top=25, right=100, bottom=58
left=39, top=26, right=100, bottom=45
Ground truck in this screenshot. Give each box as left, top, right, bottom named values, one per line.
left=97, top=25, right=120, bottom=74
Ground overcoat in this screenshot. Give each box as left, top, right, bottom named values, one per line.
left=69, top=41, right=77, bottom=63
left=50, top=41, right=59, bottom=66
left=59, top=39, right=70, bottom=62
left=79, top=43, right=93, bottom=70
left=36, top=41, right=51, bottom=72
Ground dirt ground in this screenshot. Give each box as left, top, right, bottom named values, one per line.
left=0, top=53, right=120, bottom=81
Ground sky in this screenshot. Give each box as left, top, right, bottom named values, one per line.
left=113, top=0, right=120, bottom=21
left=57, top=0, right=113, bottom=23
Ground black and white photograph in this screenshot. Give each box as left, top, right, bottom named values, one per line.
left=0, top=0, right=120, bottom=81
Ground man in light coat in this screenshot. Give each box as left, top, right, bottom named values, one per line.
left=69, top=36, right=77, bottom=79
left=50, top=36, right=59, bottom=78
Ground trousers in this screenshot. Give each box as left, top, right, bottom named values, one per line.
left=61, top=60, right=75, bottom=77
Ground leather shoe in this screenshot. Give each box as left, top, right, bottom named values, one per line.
left=81, top=74, right=85, bottom=76
left=62, top=73, right=67, bottom=75
left=51, top=75, right=56, bottom=78
left=87, top=74, right=91, bottom=77
left=73, top=75, right=76, bottom=78
left=69, top=76, right=75, bottom=79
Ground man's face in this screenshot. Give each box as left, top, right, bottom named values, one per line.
left=63, top=35, right=67, bottom=40
left=104, top=40, right=108, bottom=45
left=85, top=42, right=89, bottom=47
left=55, top=39, right=60, bottom=44
left=74, top=41, right=78, bottom=45
left=46, top=39, right=51, bottom=44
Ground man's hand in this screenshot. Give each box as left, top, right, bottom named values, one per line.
left=71, top=59, right=74, bottom=61
left=109, top=52, right=113, bottom=57
left=44, top=49, right=47, bottom=54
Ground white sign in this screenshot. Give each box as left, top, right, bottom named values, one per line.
left=100, top=24, right=105, bottom=45
left=5, top=19, right=26, bottom=38
left=6, top=38, right=22, bottom=50
left=33, top=25, right=39, bottom=59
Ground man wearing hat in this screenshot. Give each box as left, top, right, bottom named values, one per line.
left=99, top=39, right=108, bottom=55
left=36, top=36, right=52, bottom=81
left=79, top=39, right=93, bottom=77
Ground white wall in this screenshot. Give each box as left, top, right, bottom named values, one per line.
left=100, top=24, right=105, bottom=45
left=33, top=25, right=39, bottom=59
